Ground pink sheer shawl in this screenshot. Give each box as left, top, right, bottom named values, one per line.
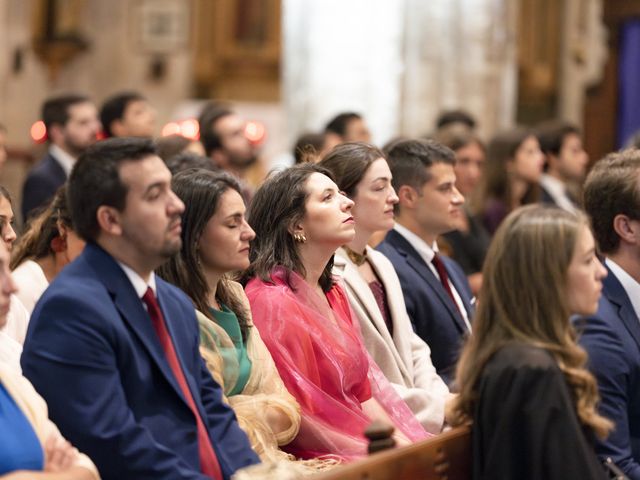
left=245, top=268, right=428, bottom=461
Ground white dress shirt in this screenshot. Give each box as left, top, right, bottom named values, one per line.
left=49, top=144, right=77, bottom=177
left=540, top=174, right=579, bottom=214
left=118, top=262, right=157, bottom=303
left=393, top=223, right=471, bottom=331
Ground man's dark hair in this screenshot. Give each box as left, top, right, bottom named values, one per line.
left=435, top=109, right=477, bottom=130
left=198, top=103, right=233, bottom=156
left=583, top=148, right=640, bottom=254
left=68, top=137, right=157, bottom=242
left=386, top=139, right=456, bottom=193
left=164, top=152, right=218, bottom=176
left=535, top=120, right=580, bottom=156
left=100, top=91, right=146, bottom=138
left=42, top=94, right=91, bottom=132
left=293, top=132, right=326, bottom=164
left=325, top=112, right=362, bottom=137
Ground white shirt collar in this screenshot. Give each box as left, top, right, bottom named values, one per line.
left=540, top=174, right=578, bottom=214
left=392, top=222, right=472, bottom=331
left=605, top=258, right=640, bottom=321
left=49, top=144, right=77, bottom=177
left=117, top=261, right=157, bottom=299
left=393, top=222, right=438, bottom=265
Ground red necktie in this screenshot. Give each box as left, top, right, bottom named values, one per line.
left=431, top=254, right=464, bottom=320
left=142, top=287, right=223, bottom=480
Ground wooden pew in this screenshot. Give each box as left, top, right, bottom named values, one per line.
left=311, top=425, right=472, bottom=480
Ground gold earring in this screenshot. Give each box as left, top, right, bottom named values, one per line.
left=293, top=232, right=307, bottom=243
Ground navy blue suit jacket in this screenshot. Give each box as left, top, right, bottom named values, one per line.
left=21, top=243, right=259, bottom=479
left=377, top=229, right=474, bottom=385
left=576, top=264, right=640, bottom=480
left=21, top=152, right=67, bottom=221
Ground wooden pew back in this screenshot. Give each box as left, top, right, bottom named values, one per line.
left=312, top=425, right=472, bottom=480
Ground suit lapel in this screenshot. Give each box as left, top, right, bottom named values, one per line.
left=155, top=281, right=201, bottom=406
left=443, top=257, right=474, bottom=319
left=386, top=231, right=468, bottom=334
left=366, top=250, right=415, bottom=379
left=85, top=244, right=189, bottom=407
left=603, top=267, right=640, bottom=349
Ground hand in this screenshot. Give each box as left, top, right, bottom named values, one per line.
left=43, top=434, right=78, bottom=473
left=444, top=393, right=459, bottom=426
left=393, top=432, right=411, bottom=447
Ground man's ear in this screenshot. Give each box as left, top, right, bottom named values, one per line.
left=397, top=184, right=419, bottom=209
left=211, top=150, right=229, bottom=170
left=48, top=124, right=64, bottom=145
left=613, top=214, right=640, bottom=245
left=110, top=120, right=126, bottom=138
left=96, top=206, right=123, bottom=236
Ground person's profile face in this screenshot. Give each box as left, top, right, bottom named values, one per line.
left=296, top=172, right=355, bottom=249
left=351, top=158, right=398, bottom=238
left=0, top=241, right=17, bottom=328
left=344, top=118, right=371, bottom=143
left=62, top=102, right=101, bottom=155
left=116, top=155, right=185, bottom=264
left=197, top=188, right=255, bottom=275
left=557, top=133, right=588, bottom=181
left=0, top=196, right=16, bottom=251
left=565, top=225, right=607, bottom=316
left=413, top=163, right=464, bottom=237
left=454, top=141, right=485, bottom=196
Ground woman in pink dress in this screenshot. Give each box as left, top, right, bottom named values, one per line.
left=244, top=163, right=427, bottom=461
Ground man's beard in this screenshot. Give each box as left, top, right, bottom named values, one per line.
left=64, top=135, right=95, bottom=158
left=229, top=153, right=258, bottom=170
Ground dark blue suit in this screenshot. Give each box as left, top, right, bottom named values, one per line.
left=21, top=243, right=259, bottom=479
left=576, top=264, right=640, bottom=480
left=21, top=152, right=67, bottom=221
left=377, top=229, right=474, bottom=385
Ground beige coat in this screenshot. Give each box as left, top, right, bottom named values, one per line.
left=0, top=361, right=99, bottom=477
left=333, top=247, right=449, bottom=434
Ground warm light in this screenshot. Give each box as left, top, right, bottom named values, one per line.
left=179, top=119, right=199, bottom=140
left=161, top=122, right=181, bottom=137
left=30, top=120, right=47, bottom=143
left=245, top=121, right=266, bottom=145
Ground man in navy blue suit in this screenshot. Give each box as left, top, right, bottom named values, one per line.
left=21, top=138, right=259, bottom=479
left=579, top=149, right=640, bottom=479
left=377, top=139, right=474, bottom=385
left=21, top=94, right=100, bottom=221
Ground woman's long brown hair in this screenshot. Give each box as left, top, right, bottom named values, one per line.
left=450, top=205, right=612, bottom=439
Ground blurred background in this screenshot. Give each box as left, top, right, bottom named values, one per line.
left=0, top=0, right=637, bottom=210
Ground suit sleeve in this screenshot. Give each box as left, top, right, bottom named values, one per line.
left=21, top=293, right=214, bottom=480
left=579, top=316, right=640, bottom=480
left=21, top=172, right=56, bottom=222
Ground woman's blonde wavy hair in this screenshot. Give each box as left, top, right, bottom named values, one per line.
left=450, top=205, right=612, bottom=439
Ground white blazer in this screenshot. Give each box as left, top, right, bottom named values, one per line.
left=333, top=246, right=449, bottom=433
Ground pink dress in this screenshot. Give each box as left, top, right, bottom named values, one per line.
left=246, top=268, right=428, bottom=461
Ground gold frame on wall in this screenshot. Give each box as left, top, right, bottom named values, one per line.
left=192, top=0, right=281, bottom=101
